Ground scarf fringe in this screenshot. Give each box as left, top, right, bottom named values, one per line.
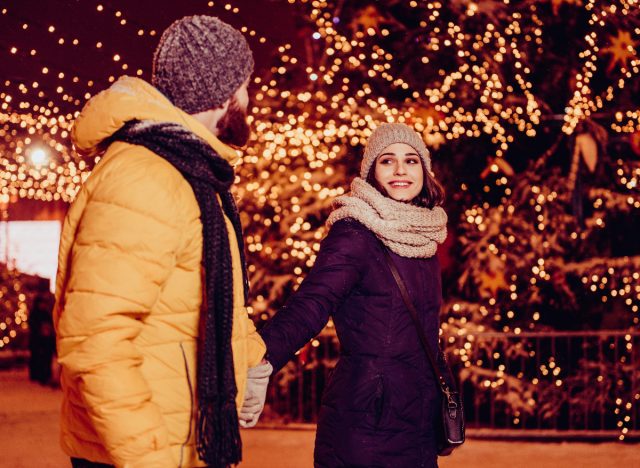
left=197, top=400, right=242, bottom=468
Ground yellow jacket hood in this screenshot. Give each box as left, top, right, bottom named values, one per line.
left=71, top=76, right=239, bottom=164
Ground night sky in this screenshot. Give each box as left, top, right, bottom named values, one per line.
left=1, top=0, right=299, bottom=114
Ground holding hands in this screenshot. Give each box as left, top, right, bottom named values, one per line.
left=239, top=360, right=273, bottom=428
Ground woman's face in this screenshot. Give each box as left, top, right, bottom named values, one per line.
left=374, top=142, right=424, bottom=202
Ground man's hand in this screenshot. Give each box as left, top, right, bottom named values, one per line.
left=239, top=360, right=273, bottom=428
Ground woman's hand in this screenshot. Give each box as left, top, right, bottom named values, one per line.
left=239, top=360, right=273, bottom=428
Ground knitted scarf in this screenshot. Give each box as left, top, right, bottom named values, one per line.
left=327, top=177, right=448, bottom=258
left=112, top=120, right=246, bottom=468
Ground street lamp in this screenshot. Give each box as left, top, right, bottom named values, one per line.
left=30, top=148, right=49, bottom=166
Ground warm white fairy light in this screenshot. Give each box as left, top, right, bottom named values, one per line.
left=0, top=1, right=272, bottom=207
left=612, top=110, right=640, bottom=132
left=563, top=1, right=639, bottom=134
left=0, top=273, right=29, bottom=350
left=0, top=4, right=639, bottom=439
left=1, top=110, right=87, bottom=202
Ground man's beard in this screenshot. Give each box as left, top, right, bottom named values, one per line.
left=216, top=97, right=250, bottom=148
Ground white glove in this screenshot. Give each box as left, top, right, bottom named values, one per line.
left=239, top=360, right=273, bottom=428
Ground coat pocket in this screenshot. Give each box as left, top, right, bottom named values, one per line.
left=323, top=365, right=387, bottom=433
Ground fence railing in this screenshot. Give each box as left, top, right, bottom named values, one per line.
left=262, top=331, right=639, bottom=439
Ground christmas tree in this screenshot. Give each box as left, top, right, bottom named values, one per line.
left=237, top=0, right=640, bottom=319
left=0, top=263, right=51, bottom=351
left=235, top=0, right=640, bottom=434
left=1, top=0, right=638, bottom=434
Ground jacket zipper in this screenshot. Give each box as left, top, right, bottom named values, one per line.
left=374, top=375, right=385, bottom=427
left=179, top=342, right=195, bottom=468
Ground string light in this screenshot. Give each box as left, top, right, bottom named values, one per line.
left=612, top=110, right=640, bottom=132
left=1, top=109, right=88, bottom=202
left=0, top=269, right=29, bottom=350
left=0, top=0, right=638, bottom=438
left=563, top=0, right=640, bottom=134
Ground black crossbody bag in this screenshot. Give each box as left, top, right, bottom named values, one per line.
left=381, top=247, right=465, bottom=456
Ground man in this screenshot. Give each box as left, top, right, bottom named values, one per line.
left=54, top=16, right=271, bottom=468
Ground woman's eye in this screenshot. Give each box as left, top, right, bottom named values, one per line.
left=407, top=158, right=420, bottom=164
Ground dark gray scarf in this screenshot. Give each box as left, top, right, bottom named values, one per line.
left=113, top=120, right=247, bottom=468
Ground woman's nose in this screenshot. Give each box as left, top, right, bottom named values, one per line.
left=394, top=162, right=407, bottom=175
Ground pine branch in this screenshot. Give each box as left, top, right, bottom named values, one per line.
left=589, top=188, right=640, bottom=212
left=561, top=255, right=640, bottom=274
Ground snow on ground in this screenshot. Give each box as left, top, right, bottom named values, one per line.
left=1, top=367, right=638, bottom=468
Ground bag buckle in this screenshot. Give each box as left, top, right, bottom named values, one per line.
left=443, top=386, right=459, bottom=419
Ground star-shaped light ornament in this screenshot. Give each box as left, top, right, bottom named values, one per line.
left=349, top=5, right=386, bottom=33
left=478, top=256, right=509, bottom=298
left=601, top=30, right=637, bottom=73
left=478, top=269, right=508, bottom=299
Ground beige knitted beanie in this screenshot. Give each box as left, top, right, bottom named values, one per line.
left=360, top=123, right=431, bottom=179
left=152, top=15, right=254, bottom=114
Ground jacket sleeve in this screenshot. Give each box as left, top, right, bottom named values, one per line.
left=245, top=317, right=267, bottom=368
left=56, top=153, right=187, bottom=467
left=259, top=220, right=369, bottom=371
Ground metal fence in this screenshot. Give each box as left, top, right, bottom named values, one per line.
left=262, top=331, right=639, bottom=439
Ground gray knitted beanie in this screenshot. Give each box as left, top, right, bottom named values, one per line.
left=152, top=15, right=254, bottom=114
left=361, top=123, right=431, bottom=179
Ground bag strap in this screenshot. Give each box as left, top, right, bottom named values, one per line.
left=381, top=247, right=453, bottom=395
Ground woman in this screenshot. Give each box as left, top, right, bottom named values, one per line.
left=259, top=123, right=448, bottom=467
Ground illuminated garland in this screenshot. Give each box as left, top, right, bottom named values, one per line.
left=0, top=0, right=638, bottom=437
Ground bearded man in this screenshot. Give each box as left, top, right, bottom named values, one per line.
left=54, top=15, right=271, bottom=468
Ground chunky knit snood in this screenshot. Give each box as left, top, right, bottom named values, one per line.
left=327, top=178, right=447, bottom=258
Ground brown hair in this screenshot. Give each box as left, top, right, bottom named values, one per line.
left=366, top=158, right=445, bottom=209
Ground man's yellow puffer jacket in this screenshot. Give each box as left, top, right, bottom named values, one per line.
left=54, top=76, right=266, bottom=468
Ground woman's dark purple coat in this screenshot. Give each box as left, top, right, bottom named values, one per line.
left=259, top=219, right=445, bottom=468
